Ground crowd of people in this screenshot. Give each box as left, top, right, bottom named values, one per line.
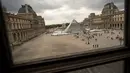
left=75, top=31, right=103, bottom=48
left=106, top=30, right=124, bottom=45
left=74, top=29, right=124, bottom=48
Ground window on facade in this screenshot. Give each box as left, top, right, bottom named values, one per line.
left=1, top=0, right=125, bottom=64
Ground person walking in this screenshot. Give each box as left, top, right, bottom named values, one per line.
left=92, top=35, right=94, bottom=38
left=97, top=44, right=99, bottom=48
left=95, top=38, right=97, bottom=41
left=88, top=42, right=90, bottom=44
left=111, top=37, right=113, bottom=40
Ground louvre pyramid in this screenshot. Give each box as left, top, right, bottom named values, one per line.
left=63, top=19, right=82, bottom=33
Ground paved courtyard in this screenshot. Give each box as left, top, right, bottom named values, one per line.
left=12, top=29, right=124, bottom=64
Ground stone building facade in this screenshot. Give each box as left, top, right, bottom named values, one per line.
left=82, top=18, right=90, bottom=28
left=83, top=2, right=124, bottom=30
left=3, top=4, right=45, bottom=48
left=110, top=11, right=124, bottom=29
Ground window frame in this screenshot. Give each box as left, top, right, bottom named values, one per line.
left=0, top=0, right=130, bottom=73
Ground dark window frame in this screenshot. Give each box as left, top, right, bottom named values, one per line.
left=0, top=0, right=130, bottom=73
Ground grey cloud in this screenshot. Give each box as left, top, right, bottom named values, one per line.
left=1, top=0, right=25, bottom=13
left=87, top=0, right=124, bottom=10
left=116, top=2, right=124, bottom=10
left=27, top=0, right=62, bottom=12
left=1, top=0, right=62, bottom=13
left=63, top=12, right=82, bottom=21
left=64, top=0, right=124, bottom=10
left=1, top=0, right=124, bottom=13
left=44, top=15, right=55, bottom=20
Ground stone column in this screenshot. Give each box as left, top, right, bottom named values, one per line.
left=120, top=24, right=121, bottom=29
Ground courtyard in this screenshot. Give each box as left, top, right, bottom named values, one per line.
left=12, top=29, right=124, bottom=64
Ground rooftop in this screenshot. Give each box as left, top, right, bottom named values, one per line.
left=18, top=4, right=36, bottom=14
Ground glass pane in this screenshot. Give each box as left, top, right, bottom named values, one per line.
left=66, top=61, right=124, bottom=73
left=1, top=0, right=125, bottom=64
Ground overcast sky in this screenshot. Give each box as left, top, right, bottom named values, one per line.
left=2, top=0, right=124, bottom=25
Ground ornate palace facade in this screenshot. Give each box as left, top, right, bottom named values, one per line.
left=3, top=4, right=45, bottom=48
left=83, top=2, right=124, bottom=29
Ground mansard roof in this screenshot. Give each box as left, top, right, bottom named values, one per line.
left=18, top=4, right=36, bottom=14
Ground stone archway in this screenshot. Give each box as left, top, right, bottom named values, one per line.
left=120, top=24, right=122, bottom=29
left=110, top=24, right=112, bottom=29
left=21, top=32, right=24, bottom=41
left=20, top=32, right=23, bottom=41
left=118, top=24, right=119, bottom=28
left=18, top=32, right=21, bottom=42
left=19, top=32, right=22, bottom=42
left=113, top=24, right=115, bottom=29
left=13, top=33, right=17, bottom=42
left=115, top=24, right=117, bottom=29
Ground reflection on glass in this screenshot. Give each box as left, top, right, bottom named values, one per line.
left=67, top=61, right=124, bottom=73
left=1, top=0, right=124, bottom=63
